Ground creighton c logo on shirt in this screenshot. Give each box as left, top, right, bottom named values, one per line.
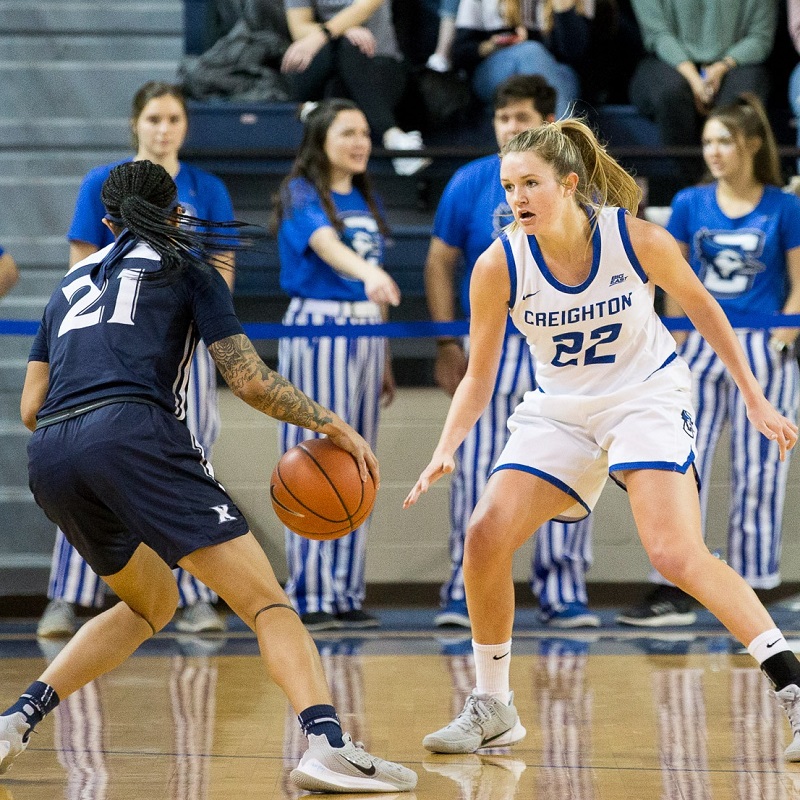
left=694, top=227, right=766, bottom=298
left=211, top=504, right=237, bottom=524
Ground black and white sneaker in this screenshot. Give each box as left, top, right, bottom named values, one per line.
left=616, top=586, right=697, bottom=627
left=291, top=733, right=417, bottom=792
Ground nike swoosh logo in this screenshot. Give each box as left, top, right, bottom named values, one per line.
left=341, top=756, right=377, bottom=776
left=492, top=652, right=510, bottom=660
left=521, top=291, right=540, bottom=300
left=766, top=639, right=782, bottom=648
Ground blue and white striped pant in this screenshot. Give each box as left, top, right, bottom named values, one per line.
left=441, top=333, right=594, bottom=613
left=278, top=298, right=384, bottom=615
left=649, top=330, right=799, bottom=589
left=46, top=343, right=221, bottom=608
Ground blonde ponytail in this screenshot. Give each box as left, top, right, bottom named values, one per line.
left=501, top=119, right=642, bottom=218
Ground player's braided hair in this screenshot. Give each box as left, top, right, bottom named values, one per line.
left=100, top=160, right=251, bottom=281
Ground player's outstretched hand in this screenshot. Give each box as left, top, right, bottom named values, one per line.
left=403, top=452, right=455, bottom=508
left=746, top=396, right=799, bottom=462
left=325, top=420, right=380, bottom=488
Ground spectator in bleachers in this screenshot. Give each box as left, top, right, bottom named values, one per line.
left=788, top=0, right=800, bottom=171
left=272, top=99, right=400, bottom=632
left=580, top=0, right=643, bottom=105
left=425, top=0, right=459, bottom=72
left=0, top=246, right=19, bottom=298
left=629, top=0, right=776, bottom=183
left=280, top=0, right=430, bottom=175
left=451, top=0, right=590, bottom=119
left=618, top=93, right=800, bottom=627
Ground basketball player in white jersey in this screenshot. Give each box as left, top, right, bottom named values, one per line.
left=404, top=120, right=800, bottom=759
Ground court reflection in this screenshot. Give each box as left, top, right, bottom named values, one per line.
left=424, top=754, right=527, bottom=798
left=536, top=637, right=596, bottom=800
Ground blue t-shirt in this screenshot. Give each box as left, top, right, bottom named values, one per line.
left=668, top=184, right=800, bottom=317
left=433, top=154, right=512, bottom=316
left=278, top=178, right=385, bottom=301
left=68, top=159, right=235, bottom=247
left=29, top=242, right=243, bottom=421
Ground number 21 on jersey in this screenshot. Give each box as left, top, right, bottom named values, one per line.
left=58, top=269, right=144, bottom=337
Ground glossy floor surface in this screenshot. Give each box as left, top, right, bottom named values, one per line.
left=2, top=619, right=800, bottom=799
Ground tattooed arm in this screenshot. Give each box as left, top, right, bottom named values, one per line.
left=208, top=333, right=379, bottom=484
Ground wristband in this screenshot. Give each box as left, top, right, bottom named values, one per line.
left=320, top=23, right=335, bottom=40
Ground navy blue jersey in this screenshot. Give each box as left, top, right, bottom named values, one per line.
left=29, top=241, right=243, bottom=421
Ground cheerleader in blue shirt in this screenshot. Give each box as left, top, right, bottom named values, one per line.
left=622, top=93, right=800, bottom=623
left=273, top=99, right=400, bottom=631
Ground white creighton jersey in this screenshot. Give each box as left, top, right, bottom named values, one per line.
left=502, top=206, right=677, bottom=396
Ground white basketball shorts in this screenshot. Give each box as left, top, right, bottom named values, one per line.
left=492, top=358, right=697, bottom=521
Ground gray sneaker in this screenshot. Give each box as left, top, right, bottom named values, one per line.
left=175, top=601, right=226, bottom=633
left=37, top=599, right=77, bottom=638
left=291, top=733, right=417, bottom=793
left=423, top=692, right=526, bottom=754
left=0, top=713, right=30, bottom=774
left=773, top=683, right=800, bottom=761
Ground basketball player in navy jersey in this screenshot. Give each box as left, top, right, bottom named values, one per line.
left=39, top=81, right=231, bottom=638
left=427, top=74, right=598, bottom=630
left=405, top=120, right=800, bottom=760
left=0, top=160, right=416, bottom=793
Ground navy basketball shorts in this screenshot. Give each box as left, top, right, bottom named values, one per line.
left=492, top=360, right=698, bottom=521
left=28, top=401, right=250, bottom=576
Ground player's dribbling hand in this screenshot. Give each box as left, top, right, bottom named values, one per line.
left=403, top=453, right=455, bottom=508
left=326, top=420, right=381, bottom=487
left=746, top=397, right=799, bottom=462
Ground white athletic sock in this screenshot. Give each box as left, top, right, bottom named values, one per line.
left=473, top=639, right=512, bottom=703
left=747, top=628, right=791, bottom=663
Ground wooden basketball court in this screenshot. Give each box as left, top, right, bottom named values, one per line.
left=2, top=627, right=800, bottom=799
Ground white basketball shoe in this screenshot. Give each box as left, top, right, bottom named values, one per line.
left=423, top=691, right=526, bottom=753
left=291, top=733, right=417, bottom=792
left=0, top=713, right=30, bottom=774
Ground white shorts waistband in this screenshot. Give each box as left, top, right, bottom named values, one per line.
left=289, top=297, right=381, bottom=319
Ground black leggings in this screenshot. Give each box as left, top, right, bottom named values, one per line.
left=286, top=37, right=408, bottom=137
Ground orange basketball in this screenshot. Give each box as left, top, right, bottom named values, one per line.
left=270, top=437, right=377, bottom=540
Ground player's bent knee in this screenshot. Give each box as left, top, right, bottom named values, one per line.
left=647, top=543, right=694, bottom=586
left=465, top=518, right=511, bottom=564
left=128, top=585, right=179, bottom=634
